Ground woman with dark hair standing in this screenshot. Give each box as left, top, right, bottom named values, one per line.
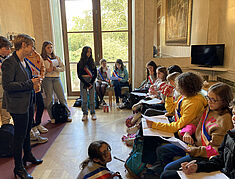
left=77, top=140, right=122, bottom=179
left=111, top=59, right=129, bottom=106
left=41, top=41, right=72, bottom=123
left=77, top=46, right=97, bottom=121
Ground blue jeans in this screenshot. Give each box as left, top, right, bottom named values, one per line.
left=42, top=77, right=70, bottom=119
left=113, top=81, right=129, bottom=103
left=152, top=144, right=186, bottom=175
left=80, top=77, right=95, bottom=115
left=161, top=155, right=208, bottom=179
left=164, top=154, right=208, bottom=171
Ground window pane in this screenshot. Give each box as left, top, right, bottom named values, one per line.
left=100, top=0, right=128, bottom=31
left=68, top=33, right=94, bottom=63
left=102, top=32, right=128, bottom=63
left=70, top=63, right=80, bottom=91
left=65, top=0, right=93, bottom=32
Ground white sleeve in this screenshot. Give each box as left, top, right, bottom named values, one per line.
left=107, top=67, right=111, bottom=80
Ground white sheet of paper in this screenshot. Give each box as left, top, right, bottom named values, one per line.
left=159, top=136, right=190, bottom=151
left=177, top=171, right=229, bottom=179
left=51, top=59, right=59, bottom=67
left=142, top=116, right=174, bottom=137
left=130, top=92, right=147, bottom=97
left=139, top=98, right=162, bottom=105
left=110, top=76, right=119, bottom=81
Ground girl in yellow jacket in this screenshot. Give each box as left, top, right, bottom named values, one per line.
left=142, top=72, right=207, bottom=166
left=146, top=72, right=207, bottom=133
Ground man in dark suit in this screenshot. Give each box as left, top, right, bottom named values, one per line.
left=2, top=34, right=42, bottom=179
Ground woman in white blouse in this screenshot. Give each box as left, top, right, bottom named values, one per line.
left=41, top=41, right=71, bottom=123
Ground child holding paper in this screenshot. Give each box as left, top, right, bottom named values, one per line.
left=96, top=59, right=110, bottom=106
left=161, top=98, right=235, bottom=179
left=143, top=72, right=207, bottom=171
left=41, top=41, right=72, bottom=123
left=111, top=59, right=129, bottom=106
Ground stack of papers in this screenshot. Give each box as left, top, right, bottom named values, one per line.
left=139, top=98, right=162, bottom=105
left=142, top=115, right=189, bottom=151
left=51, top=59, right=59, bottom=67
left=142, top=115, right=174, bottom=137
left=130, top=92, right=147, bottom=97
left=177, top=171, right=229, bottom=179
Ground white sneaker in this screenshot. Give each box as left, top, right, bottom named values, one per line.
left=127, top=124, right=140, bottom=134
left=91, top=114, right=97, bottom=120
left=132, top=102, right=142, bottom=112
left=31, top=135, right=48, bottom=146
left=37, top=125, right=48, bottom=134
left=30, top=129, right=38, bottom=141
left=82, top=115, right=88, bottom=121
left=131, top=112, right=142, bottom=125
left=67, top=116, right=72, bottom=122
left=32, top=127, right=40, bottom=136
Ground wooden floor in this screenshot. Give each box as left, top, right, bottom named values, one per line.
left=32, top=99, right=134, bottom=179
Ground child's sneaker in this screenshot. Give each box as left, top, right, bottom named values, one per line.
left=91, top=114, right=97, bottom=120
left=67, top=116, right=72, bottom=122
left=36, top=125, right=48, bottom=134
left=82, top=115, right=88, bottom=121
left=131, top=112, right=142, bottom=125
left=132, top=102, right=142, bottom=112
left=127, top=124, right=140, bottom=134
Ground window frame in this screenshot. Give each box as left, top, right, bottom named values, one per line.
left=60, top=0, right=132, bottom=96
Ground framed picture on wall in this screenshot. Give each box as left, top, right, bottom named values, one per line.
left=165, top=0, right=192, bottom=46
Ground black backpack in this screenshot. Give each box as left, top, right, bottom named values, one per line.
left=73, top=97, right=82, bottom=107
left=51, top=102, right=68, bottom=123
left=0, top=124, right=14, bottom=157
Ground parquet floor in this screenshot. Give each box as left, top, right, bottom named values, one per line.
left=32, top=99, right=134, bottom=179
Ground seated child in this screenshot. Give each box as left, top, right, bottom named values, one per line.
left=143, top=72, right=207, bottom=166
left=160, top=98, right=235, bottom=179
left=152, top=82, right=234, bottom=176
left=77, top=140, right=122, bottom=179
left=96, top=59, right=111, bottom=106
left=111, top=59, right=129, bottom=106
left=136, top=60, right=158, bottom=92
left=127, top=67, right=168, bottom=134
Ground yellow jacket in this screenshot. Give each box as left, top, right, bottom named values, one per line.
left=152, top=93, right=207, bottom=133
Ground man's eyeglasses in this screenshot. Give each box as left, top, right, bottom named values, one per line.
left=206, top=96, right=223, bottom=103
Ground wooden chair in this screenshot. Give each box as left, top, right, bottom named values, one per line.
left=105, top=86, right=114, bottom=107
left=105, top=86, right=129, bottom=107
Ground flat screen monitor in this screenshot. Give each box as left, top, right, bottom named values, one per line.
left=191, top=44, right=225, bottom=67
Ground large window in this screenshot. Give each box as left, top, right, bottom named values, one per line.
left=61, top=0, right=131, bottom=96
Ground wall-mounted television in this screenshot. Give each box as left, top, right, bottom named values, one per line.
left=191, top=44, right=225, bottom=67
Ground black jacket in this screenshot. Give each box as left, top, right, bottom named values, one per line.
left=197, top=129, right=235, bottom=179
left=77, top=61, right=97, bottom=88
left=2, top=51, right=34, bottom=114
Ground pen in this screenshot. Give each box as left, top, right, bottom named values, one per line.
left=179, top=160, right=197, bottom=170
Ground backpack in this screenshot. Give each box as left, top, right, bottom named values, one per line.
left=129, top=92, right=146, bottom=108
left=73, top=97, right=82, bottom=107
left=51, top=102, right=68, bottom=123
left=125, top=136, right=146, bottom=178
left=0, top=124, right=14, bottom=157
left=121, top=92, right=132, bottom=109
